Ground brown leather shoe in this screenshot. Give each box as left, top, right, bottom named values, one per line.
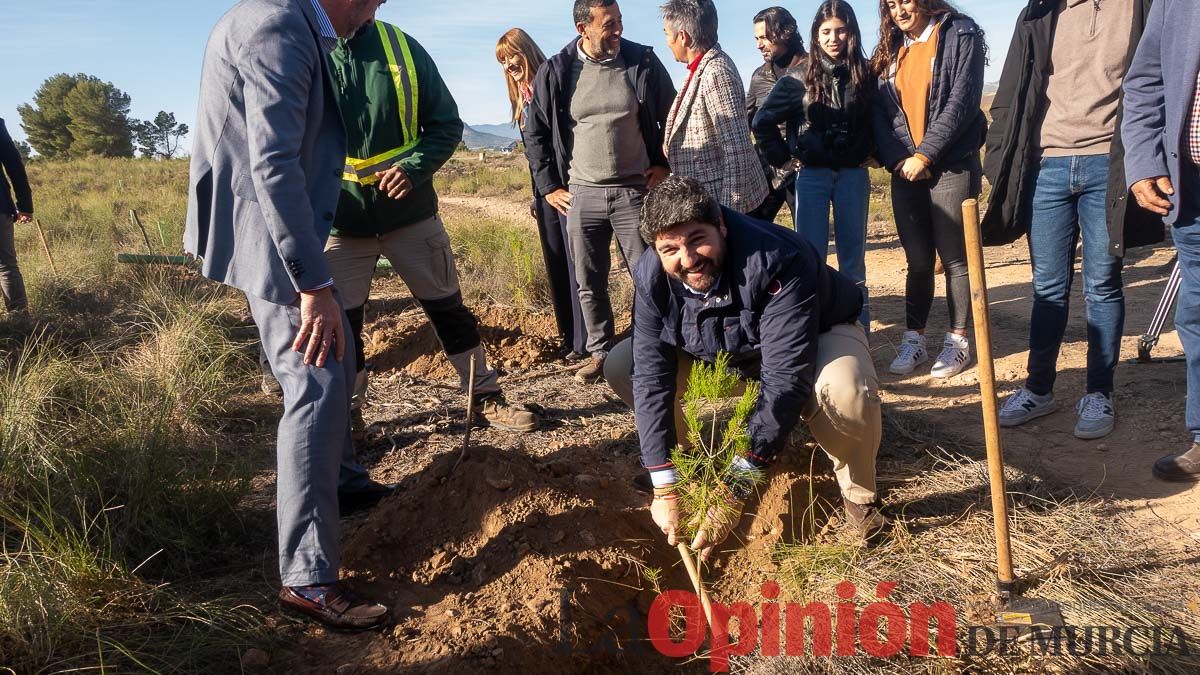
left=475, top=394, right=540, bottom=432
left=1153, top=443, right=1200, bottom=482
left=278, top=584, right=389, bottom=631
left=575, top=354, right=606, bottom=383
left=844, top=498, right=889, bottom=544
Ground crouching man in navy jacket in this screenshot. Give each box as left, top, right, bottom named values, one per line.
left=606, top=176, right=884, bottom=559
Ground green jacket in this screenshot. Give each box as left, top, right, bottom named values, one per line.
left=329, top=26, right=463, bottom=236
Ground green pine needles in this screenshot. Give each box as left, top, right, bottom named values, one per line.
left=671, top=352, right=762, bottom=539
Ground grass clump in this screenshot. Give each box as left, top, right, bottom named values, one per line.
left=443, top=212, right=550, bottom=309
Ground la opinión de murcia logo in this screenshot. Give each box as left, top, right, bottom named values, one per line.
left=555, top=582, right=1194, bottom=672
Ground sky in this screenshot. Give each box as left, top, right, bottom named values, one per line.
left=0, top=0, right=1024, bottom=149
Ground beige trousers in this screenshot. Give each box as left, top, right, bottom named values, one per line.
left=607, top=323, right=880, bottom=504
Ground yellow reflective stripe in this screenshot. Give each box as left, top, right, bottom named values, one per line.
left=393, top=27, right=419, bottom=145
left=342, top=137, right=422, bottom=184
left=375, top=22, right=410, bottom=142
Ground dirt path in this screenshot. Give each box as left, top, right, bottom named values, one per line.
left=274, top=196, right=1199, bottom=672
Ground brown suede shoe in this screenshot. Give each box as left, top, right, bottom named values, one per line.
left=575, top=354, right=606, bottom=383
left=278, top=584, right=388, bottom=631
left=1153, top=443, right=1200, bottom=482
left=475, top=395, right=540, bottom=433
left=844, top=498, right=889, bottom=544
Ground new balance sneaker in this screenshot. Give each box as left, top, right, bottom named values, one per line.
left=1074, top=392, right=1115, bottom=440
left=930, top=333, right=971, bottom=378
left=998, top=387, right=1057, bottom=427
left=889, top=331, right=928, bottom=375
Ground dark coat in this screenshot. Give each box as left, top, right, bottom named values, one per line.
left=0, top=119, right=33, bottom=218
left=751, top=56, right=876, bottom=169
left=631, top=208, right=863, bottom=471
left=523, top=38, right=675, bottom=198
left=871, top=14, right=988, bottom=171
left=982, top=0, right=1163, bottom=254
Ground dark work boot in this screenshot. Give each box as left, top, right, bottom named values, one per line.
left=843, top=498, right=889, bottom=544
left=1153, top=443, right=1200, bottom=482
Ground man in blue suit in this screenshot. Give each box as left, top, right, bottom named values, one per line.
left=1123, top=0, right=1200, bottom=481
left=186, top=0, right=390, bottom=629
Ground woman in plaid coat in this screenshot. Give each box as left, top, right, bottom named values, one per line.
left=660, top=0, right=768, bottom=214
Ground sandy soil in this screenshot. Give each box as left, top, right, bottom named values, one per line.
left=262, top=196, right=1199, bottom=673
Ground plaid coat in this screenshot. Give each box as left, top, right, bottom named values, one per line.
left=665, top=45, right=768, bottom=213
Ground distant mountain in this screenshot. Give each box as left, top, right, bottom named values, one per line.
left=462, top=125, right=518, bottom=151
left=983, top=81, right=999, bottom=94
left=468, top=123, right=522, bottom=141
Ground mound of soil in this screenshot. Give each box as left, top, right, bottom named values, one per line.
left=363, top=304, right=563, bottom=381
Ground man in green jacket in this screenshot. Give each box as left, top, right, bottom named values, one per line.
left=326, top=20, right=538, bottom=432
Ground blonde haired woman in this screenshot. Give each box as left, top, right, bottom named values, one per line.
left=496, top=28, right=586, bottom=360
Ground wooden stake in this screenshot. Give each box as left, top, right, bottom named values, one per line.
left=32, top=218, right=58, bottom=275
left=452, top=353, right=478, bottom=474
left=676, top=542, right=715, bottom=629
left=130, top=209, right=154, bottom=254
left=961, top=198, right=1016, bottom=593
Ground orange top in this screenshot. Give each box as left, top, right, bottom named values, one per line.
left=895, top=26, right=940, bottom=159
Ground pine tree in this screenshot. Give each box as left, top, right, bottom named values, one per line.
left=133, top=111, right=189, bottom=159
left=671, top=352, right=762, bottom=541
left=18, top=73, right=135, bottom=159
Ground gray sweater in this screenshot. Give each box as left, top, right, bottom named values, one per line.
left=567, top=49, right=649, bottom=187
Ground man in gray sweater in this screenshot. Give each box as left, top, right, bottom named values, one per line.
left=524, top=0, right=676, bottom=383
left=986, top=0, right=1161, bottom=442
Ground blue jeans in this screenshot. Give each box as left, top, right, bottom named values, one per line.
left=794, top=166, right=870, bottom=327
left=1025, top=155, right=1125, bottom=396
left=1172, top=168, right=1200, bottom=441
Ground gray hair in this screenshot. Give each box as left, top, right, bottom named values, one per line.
left=640, top=175, right=722, bottom=243
left=660, top=0, right=719, bottom=52
left=574, top=0, right=617, bottom=26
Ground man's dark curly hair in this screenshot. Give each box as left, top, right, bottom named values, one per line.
left=639, top=175, right=722, bottom=243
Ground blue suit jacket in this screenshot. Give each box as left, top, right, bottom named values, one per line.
left=1123, top=0, right=1200, bottom=225
left=185, top=0, right=345, bottom=303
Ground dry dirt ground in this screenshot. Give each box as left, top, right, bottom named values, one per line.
left=257, top=195, right=1200, bottom=674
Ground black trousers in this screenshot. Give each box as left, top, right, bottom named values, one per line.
left=890, top=157, right=981, bottom=332
left=532, top=189, right=587, bottom=354
left=748, top=171, right=798, bottom=225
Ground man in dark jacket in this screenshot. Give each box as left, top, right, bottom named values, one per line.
left=0, top=119, right=32, bottom=315
left=746, top=6, right=805, bottom=223
left=1122, top=0, right=1200, bottom=480
left=323, top=21, right=539, bottom=433
left=524, top=0, right=676, bottom=384
left=982, top=0, right=1163, bottom=442
left=604, top=176, right=884, bottom=556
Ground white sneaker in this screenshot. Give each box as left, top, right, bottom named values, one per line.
left=889, top=331, right=928, bottom=375
left=1074, top=393, right=1115, bottom=440
left=998, top=387, right=1057, bottom=427
left=930, top=333, right=971, bottom=378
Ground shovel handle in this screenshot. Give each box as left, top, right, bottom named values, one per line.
left=676, top=542, right=715, bottom=629
left=962, top=199, right=1015, bottom=591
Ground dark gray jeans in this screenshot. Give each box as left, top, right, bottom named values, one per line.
left=566, top=184, right=648, bottom=355
left=890, top=157, right=981, bottom=332
left=0, top=213, right=28, bottom=312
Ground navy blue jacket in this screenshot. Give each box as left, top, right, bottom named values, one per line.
left=871, top=14, right=988, bottom=171
left=631, top=209, right=863, bottom=472
left=0, top=119, right=33, bottom=219
left=523, top=38, right=675, bottom=198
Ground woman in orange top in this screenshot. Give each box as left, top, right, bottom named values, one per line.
left=496, top=29, right=587, bottom=361
left=870, top=0, right=987, bottom=379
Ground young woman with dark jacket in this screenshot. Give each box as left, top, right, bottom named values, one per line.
left=752, top=0, right=875, bottom=329
left=496, top=28, right=587, bottom=361
left=870, top=0, right=987, bottom=379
